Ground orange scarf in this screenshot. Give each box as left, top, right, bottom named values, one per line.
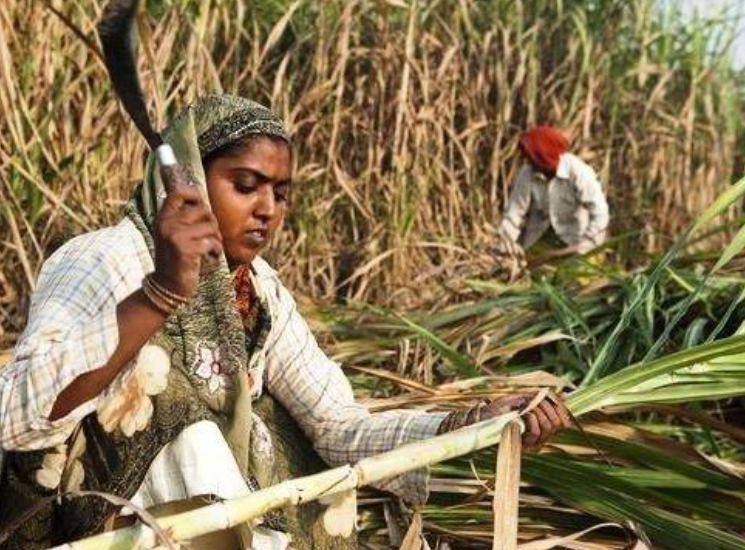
left=518, top=126, right=569, bottom=175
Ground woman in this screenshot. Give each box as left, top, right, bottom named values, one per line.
left=499, top=126, right=610, bottom=255
left=0, top=96, right=571, bottom=549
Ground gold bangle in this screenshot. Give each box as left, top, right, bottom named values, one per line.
left=142, top=279, right=175, bottom=316
left=150, top=277, right=184, bottom=310
left=143, top=277, right=175, bottom=314
left=145, top=278, right=181, bottom=310
left=144, top=274, right=189, bottom=312
left=148, top=275, right=189, bottom=306
left=142, top=275, right=186, bottom=316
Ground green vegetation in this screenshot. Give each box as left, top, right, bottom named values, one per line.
left=321, top=209, right=745, bottom=548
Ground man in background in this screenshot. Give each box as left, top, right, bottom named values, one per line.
left=499, top=126, right=609, bottom=256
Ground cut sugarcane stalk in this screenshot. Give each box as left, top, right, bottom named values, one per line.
left=492, top=421, right=522, bottom=550
left=47, top=412, right=522, bottom=550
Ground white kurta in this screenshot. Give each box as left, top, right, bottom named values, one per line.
left=499, top=153, right=610, bottom=253
left=127, top=420, right=290, bottom=550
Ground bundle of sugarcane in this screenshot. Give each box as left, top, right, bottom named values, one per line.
left=49, top=412, right=524, bottom=550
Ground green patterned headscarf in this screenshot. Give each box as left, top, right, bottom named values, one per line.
left=131, top=94, right=289, bottom=228
left=124, top=94, right=289, bottom=475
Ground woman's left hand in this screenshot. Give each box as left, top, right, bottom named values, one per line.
left=438, top=392, right=573, bottom=452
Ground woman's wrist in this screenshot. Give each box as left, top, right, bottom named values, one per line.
left=437, top=402, right=488, bottom=434
left=141, top=274, right=189, bottom=316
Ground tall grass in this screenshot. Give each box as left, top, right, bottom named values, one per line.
left=1, top=0, right=743, bottom=339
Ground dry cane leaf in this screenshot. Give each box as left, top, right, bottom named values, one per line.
left=493, top=422, right=522, bottom=550
left=516, top=522, right=624, bottom=550
left=519, top=388, right=551, bottom=417
left=696, top=452, right=745, bottom=479
left=399, top=512, right=424, bottom=550
left=321, top=488, right=357, bottom=538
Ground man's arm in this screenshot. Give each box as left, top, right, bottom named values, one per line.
left=577, top=167, right=609, bottom=250
left=499, top=166, right=534, bottom=243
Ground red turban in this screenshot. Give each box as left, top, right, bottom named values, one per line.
left=518, top=126, right=569, bottom=175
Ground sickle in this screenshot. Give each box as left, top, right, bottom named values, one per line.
left=97, top=0, right=219, bottom=266
left=97, top=0, right=185, bottom=192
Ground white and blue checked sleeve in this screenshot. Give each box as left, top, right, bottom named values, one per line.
left=0, top=220, right=149, bottom=451
left=257, top=260, right=447, bottom=505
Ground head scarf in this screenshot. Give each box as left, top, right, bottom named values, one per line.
left=518, top=126, right=569, bottom=175
left=131, top=94, right=289, bottom=228
left=124, top=94, right=289, bottom=477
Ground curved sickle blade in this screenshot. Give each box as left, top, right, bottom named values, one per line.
left=97, top=0, right=162, bottom=150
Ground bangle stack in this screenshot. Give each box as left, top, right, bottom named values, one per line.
left=437, top=401, right=489, bottom=434
left=142, top=274, right=189, bottom=316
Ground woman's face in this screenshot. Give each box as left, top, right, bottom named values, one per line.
left=205, top=136, right=292, bottom=268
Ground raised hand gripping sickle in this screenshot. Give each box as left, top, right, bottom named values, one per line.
left=98, top=0, right=219, bottom=265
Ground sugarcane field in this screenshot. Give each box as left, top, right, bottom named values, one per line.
left=2, top=0, right=745, bottom=549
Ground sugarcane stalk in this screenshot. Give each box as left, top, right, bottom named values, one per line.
left=492, top=421, right=522, bottom=550
left=48, top=412, right=522, bottom=550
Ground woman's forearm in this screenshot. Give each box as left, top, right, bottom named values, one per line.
left=48, top=289, right=168, bottom=421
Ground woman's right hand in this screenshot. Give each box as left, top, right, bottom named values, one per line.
left=152, top=184, right=223, bottom=299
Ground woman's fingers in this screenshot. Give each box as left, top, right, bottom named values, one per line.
left=152, top=185, right=223, bottom=298
left=523, top=411, right=540, bottom=451
left=554, top=399, right=573, bottom=429
left=480, top=392, right=573, bottom=453
left=538, top=400, right=564, bottom=431
left=521, top=394, right=573, bottom=452
left=180, top=223, right=223, bottom=256
left=196, top=236, right=223, bottom=257
left=531, top=405, right=552, bottom=447
left=173, top=204, right=215, bottom=226
left=178, top=220, right=218, bottom=238
left=544, top=392, right=573, bottom=429
left=160, top=183, right=204, bottom=214
left=160, top=188, right=216, bottom=230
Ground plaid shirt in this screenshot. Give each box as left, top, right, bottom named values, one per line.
left=0, top=218, right=445, bottom=503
